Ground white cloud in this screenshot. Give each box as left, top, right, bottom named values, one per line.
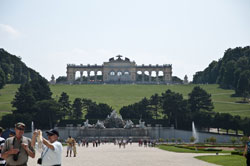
left=0, top=24, right=20, bottom=38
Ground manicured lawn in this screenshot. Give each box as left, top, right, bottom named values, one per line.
left=195, top=155, right=246, bottom=166
left=158, top=144, right=200, bottom=153
left=157, top=144, right=232, bottom=153
left=158, top=144, right=246, bottom=165
left=0, top=84, right=19, bottom=113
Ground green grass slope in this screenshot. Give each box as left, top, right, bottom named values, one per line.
left=0, top=84, right=250, bottom=120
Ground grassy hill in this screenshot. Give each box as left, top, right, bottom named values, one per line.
left=0, top=84, right=249, bottom=119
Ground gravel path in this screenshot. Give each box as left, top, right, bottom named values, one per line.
left=28, top=143, right=219, bottom=166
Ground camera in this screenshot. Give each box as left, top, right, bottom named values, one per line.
left=13, top=152, right=20, bottom=161
left=37, top=158, right=42, bottom=165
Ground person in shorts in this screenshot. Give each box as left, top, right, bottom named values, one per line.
left=66, top=136, right=73, bottom=157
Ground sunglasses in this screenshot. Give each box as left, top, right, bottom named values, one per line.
left=16, top=126, right=25, bottom=131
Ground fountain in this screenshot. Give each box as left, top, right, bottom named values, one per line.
left=95, top=120, right=105, bottom=129
left=138, top=119, right=145, bottom=128
left=77, top=110, right=149, bottom=141
left=31, top=121, right=34, bottom=137
left=103, top=110, right=125, bottom=128
left=83, top=119, right=93, bottom=128
left=192, top=121, right=199, bottom=143
left=124, top=120, right=134, bottom=129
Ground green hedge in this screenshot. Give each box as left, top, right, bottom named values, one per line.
left=203, top=148, right=222, bottom=152
left=231, top=151, right=244, bottom=156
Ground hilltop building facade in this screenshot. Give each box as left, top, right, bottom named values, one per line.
left=66, top=55, right=172, bottom=84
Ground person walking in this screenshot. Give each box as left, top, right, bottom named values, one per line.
left=1, top=122, right=35, bottom=166
left=33, top=129, right=62, bottom=166
left=244, top=136, right=250, bottom=166
left=72, top=139, right=77, bottom=157
left=66, top=136, right=73, bottom=157
left=0, top=127, right=6, bottom=166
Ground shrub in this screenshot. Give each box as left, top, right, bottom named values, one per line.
left=177, top=138, right=182, bottom=143
left=209, top=136, right=217, bottom=144
left=231, top=137, right=237, bottom=145
left=171, top=138, right=175, bottom=143
left=231, top=151, right=244, bottom=156
left=203, top=148, right=222, bottom=152
left=240, top=136, right=249, bottom=145
left=190, top=136, right=196, bottom=143
left=159, top=138, right=164, bottom=142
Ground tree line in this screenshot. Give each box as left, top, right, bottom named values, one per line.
left=120, top=86, right=250, bottom=135
left=0, top=49, right=43, bottom=89
left=0, top=77, right=113, bottom=129
left=1, top=77, right=250, bottom=135
left=193, top=46, right=250, bottom=99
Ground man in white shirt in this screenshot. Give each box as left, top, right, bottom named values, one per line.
left=0, top=127, right=6, bottom=166
left=33, top=129, right=62, bottom=166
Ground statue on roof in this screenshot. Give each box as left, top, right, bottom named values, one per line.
left=125, top=57, right=130, bottom=61
left=109, top=57, right=114, bottom=62
left=116, top=55, right=123, bottom=60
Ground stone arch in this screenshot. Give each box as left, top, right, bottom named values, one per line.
left=124, top=71, right=130, bottom=75
left=136, top=71, right=142, bottom=81
left=144, top=71, right=150, bottom=82
left=158, top=71, right=164, bottom=82
left=75, top=71, right=81, bottom=82
left=117, top=70, right=123, bottom=76
left=96, top=71, right=103, bottom=82
left=109, top=70, right=116, bottom=76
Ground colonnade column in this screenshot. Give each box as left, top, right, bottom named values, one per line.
left=94, top=71, right=97, bottom=82
left=142, top=71, right=145, bottom=83
left=87, top=71, right=90, bottom=83
left=149, top=71, right=152, bottom=83
left=156, top=71, right=159, bottom=83
left=164, top=72, right=168, bottom=83
left=80, top=71, right=83, bottom=84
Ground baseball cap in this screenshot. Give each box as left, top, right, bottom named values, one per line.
left=46, top=129, right=59, bottom=137
left=15, top=122, right=26, bottom=128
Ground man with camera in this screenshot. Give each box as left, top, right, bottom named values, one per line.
left=1, top=122, right=35, bottom=166
left=32, top=129, right=62, bottom=166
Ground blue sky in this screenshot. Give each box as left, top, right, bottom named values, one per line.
left=0, top=0, right=250, bottom=81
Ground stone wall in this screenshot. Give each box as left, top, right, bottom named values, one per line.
left=51, top=126, right=237, bottom=143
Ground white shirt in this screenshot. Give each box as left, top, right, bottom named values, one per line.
left=0, top=136, right=6, bottom=164
left=41, top=141, right=62, bottom=166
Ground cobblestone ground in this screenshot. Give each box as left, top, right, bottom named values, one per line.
left=28, top=143, right=219, bottom=166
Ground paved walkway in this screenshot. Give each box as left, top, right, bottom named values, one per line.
left=28, top=143, right=219, bottom=166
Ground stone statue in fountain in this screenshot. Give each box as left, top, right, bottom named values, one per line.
left=83, top=119, right=93, bottom=128
left=82, top=111, right=147, bottom=129
left=104, top=110, right=125, bottom=128
left=95, top=120, right=105, bottom=129
left=124, top=120, right=134, bottom=129
left=138, top=119, right=145, bottom=128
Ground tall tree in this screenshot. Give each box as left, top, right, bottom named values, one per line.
left=149, top=93, right=161, bottom=119
left=188, top=86, right=214, bottom=112
left=33, top=99, right=62, bottom=129
left=72, top=98, right=83, bottom=119
left=220, top=60, right=236, bottom=89
left=11, top=83, right=36, bottom=114
left=161, top=90, right=187, bottom=128
left=236, top=70, right=250, bottom=96
left=58, top=92, right=71, bottom=119
left=30, top=78, right=52, bottom=101
left=0, top=67, right=6, bottom=89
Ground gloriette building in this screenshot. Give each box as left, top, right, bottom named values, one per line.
left=66, top=55, right=172, bottom=84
